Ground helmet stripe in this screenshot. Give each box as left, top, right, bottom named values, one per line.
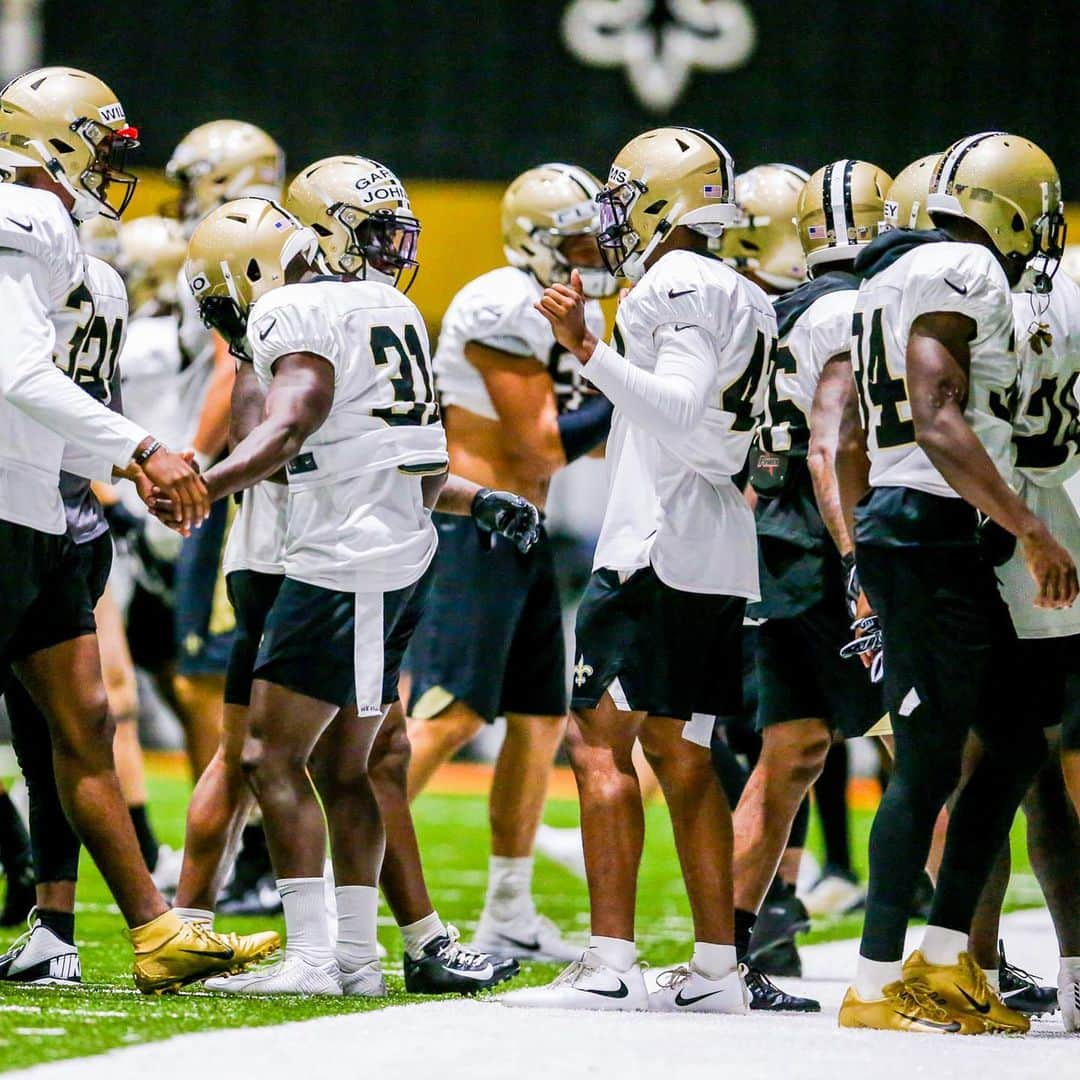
left=676, top=126, right=735, bottom=200
left=934, top=132, right=1004, bottom=194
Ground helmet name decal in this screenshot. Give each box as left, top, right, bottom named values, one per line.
left=98, top=102, right=125, bottom=124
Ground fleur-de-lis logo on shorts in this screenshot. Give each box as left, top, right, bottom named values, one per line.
left=561, top=0, right=757, bottom=112
left=573, top=656, right=595, bottom=687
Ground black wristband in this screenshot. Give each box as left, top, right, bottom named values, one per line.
left=133, top=439, right=162, bottom=465
left=840, top=551, right=856, bottom=576
left=557, top=394, right=613, bottom=463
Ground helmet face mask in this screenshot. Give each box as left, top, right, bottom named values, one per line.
left=198, top=294, right=251, bottom=360
left=596, top=179, right=645, bottom=277
left=75, top=120, right=140, bottom=219
left=329, top=202, right=420, bottom=292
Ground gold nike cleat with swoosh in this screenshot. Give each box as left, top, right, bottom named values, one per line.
left=839, top=979, right=970, bottom=1034
left=128, top=910, right=280, bottom=994
left=903, top=950, right=1029, bottom=1034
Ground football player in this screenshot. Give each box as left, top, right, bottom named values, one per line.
left=505, top=127, right=773, bottom=1013
left=0, top=782, right=33, bottom=927
left=729, top=160, right=892, bottom=1011
left=837, top=132, right=1075, bottom=1033
left=406, top=163, right=616, bottom=962
left=0, top=67, right=275, bottom=993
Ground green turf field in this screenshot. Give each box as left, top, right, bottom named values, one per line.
left=0, top=772, right=1041, bottom=1073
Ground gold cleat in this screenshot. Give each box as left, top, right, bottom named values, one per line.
left=128, top=910, right=279, bottom=995
left=903, top=950, right=1029, bottom=1035
left=839, top=979, right=967, bottom=1034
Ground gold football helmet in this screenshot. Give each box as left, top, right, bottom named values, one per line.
left=501, top=163, right=616, bottom=298
left=882, top=154, right=939, bottom=232
left=796, top=160, right=892, bottom=271
left=167, top=120, right=284, bottom=229
left=184, top=198, right=318, bottom=356
left=596, top=126, right=739, bottom=280
left=928, top=132, right=1065, bottom=276
left=286, top=155, right=420, bottom=292
left=117, top=215, right=188, bottom=310
left=718, top=163, right=809, bottom=291
left=0, top=66, right=139, bottom=220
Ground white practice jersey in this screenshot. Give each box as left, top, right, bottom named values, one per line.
left=174, top=269, right=217, bottom=442
left=589, top=251, right=774, bottom=597
left=999, top=274, right=1080, bottom=638
left=853, top=241, right=1016, bottom=497
left=763, top=284, right=857, bottom=453
left=0, top=186, right=145, bottom=534
left=434, top=266, right=606, bottom=418
left=250, top=278, right=447, bottom=593
left=222, top=480, right=288, bottom=577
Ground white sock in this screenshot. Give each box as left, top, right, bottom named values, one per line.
left=174, top=907, right=214, bottom=927
left=983, top=969, right=1000, bottom=992
left=400, top=910, right=446, bottom=961
left=920, top=925, right=968, bottom=966
left=588, top=935, right=635, bottom=972
left=334, top=885, right=380, bottom=973
left=855, top=955, right=903, bottom=1000
left=692, top=942, right=738, bottom=980
left=278, top=877, right=334, bottom=966
left=485, top=855, right=534, bottom=920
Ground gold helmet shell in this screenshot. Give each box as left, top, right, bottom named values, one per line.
left=501, top=163, right=616, bottom=298
left=796, top=159, right=892, bottom=271
left=167, top=120, right=284, bottom=228
left=117, top=215, right=188, bottom=310
left=928, top=132, right=1064, bottom=265
left=882, top=154, right=939, bottom=232
left=597, top=126, right=738, bottom=280
left=184, top=197, right=318, bottom=356
left=286, top=155, right=420, bottom=291
left=718, top=163, right=809, bottom=291
left=0, top=66, right=139, bottom=221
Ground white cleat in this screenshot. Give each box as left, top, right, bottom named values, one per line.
left=0, top=916, right=80, bottom=985
left=472, top=910, right=582, bottom=963
left=649, top=964, right=749, bottom=1014
left=534, top=824, right=587, bottom=881
left=150, top=844, right=184, bottom=898
left=340, top=960, right=387, bottom=998
left=801, top=869, right=866, bottom=917
left=204, top=955, right=342, bottom=996
left=501, top=954, right=648, bottom=1011
left=1060, top=958, right=1080, bottom=1032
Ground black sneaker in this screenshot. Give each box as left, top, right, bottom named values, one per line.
left=745, top=966, right=820, bottom=1012
left=998, top=940, right=1058, bottom=1017
left=217, top=872, right=283, bottom=916
left=0, top=865, right=35, bottom=928
left=404, top=925, right=519, bottom=995
left=753, top=937, right=802, bottom=978
left=0, top=913, right=80, bottom=984
left=747, top=882, right=810, bottom=966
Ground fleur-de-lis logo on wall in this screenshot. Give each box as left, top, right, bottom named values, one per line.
left=562, top=0, right=756, bottom=112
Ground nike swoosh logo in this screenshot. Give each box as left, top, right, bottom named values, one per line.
left=6, top=217, right=32, bottom=232
left=501, top=935, right=542, bottom=952
left=673, top=324, right=695, bottom=332
left=257, top=318, right=277, bottom=341
left=668, top=288, right=696, bottom=299
left=579, top=980, right=629, bottom=999
left=956, top=985, right=991, bottom=1014
left=675, top=987, right=727, bottom=1007
left=180, top=948, right=235, bottom=960
left=447, top=964, right=495, bottom=982
left=897, top=1011, right=961, bottom=1031
left=945, top=279, right=968, bottom=296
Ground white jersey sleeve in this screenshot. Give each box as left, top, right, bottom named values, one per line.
left=0, top=184, right=83, bottom=304
left=250, top=289, right=340, bottom=380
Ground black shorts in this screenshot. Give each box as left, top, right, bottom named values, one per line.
left=856, top=541, right=1024, bottom=750
left=570, top=565, right=745, bottom=721
left=1015, top=635, right=1080, bottom=751
left=408, top=514, right=566, bottom=723
left=756, top=592, right=882, bottom=739
left=253, top=573, right=431, bottom=712
left=173, top=497, right=234, bottom=677
left=6, top=531, right=112, bottom=660
left=126, top=582, right=176, bottom=672
left=224, top=570, right=284, bottom=706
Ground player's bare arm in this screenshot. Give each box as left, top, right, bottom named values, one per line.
left=201, top=352, right=333, bottom=503
left=808, top=354, right=859, bottom=558
left=907, top=310, right=1078, bottom=609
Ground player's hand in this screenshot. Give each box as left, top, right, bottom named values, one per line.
left=1021, top=525, right=1079, bottom=609
left=139, top=444, right=210, bottom=534
left=472, top=488, right=541, bottom=554
left=535, top=269, right=595, bottom=361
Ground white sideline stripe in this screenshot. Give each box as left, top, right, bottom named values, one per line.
left=11, top=910, right=1074, bottom=1080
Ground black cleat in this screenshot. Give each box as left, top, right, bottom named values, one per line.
left=0, top=915, right=80, bottom=985
left=404, top=925, right=519, bottom=996
left=998, top=940, right=1058, bottom=1017
left=747, top=882, right=810, bottom=966
left=909, top=871, right=934, bottom=922
left=754, top=937, right=802, bottom=978
left=217, top=873, right=283, bottom=916
left=0, top=865, right=35, bottom=928
left=745, top=966, right=820, bottom=1012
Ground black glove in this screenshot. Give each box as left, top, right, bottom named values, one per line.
left=471, top=488, right=541, bottom=554
left=841, top=551, right=861, bottom=621
left=839, top=614, right=884, bottom=684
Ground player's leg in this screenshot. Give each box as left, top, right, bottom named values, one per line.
left=0, top=775, right=33, bottom=927
left=405, top=699, right=483, bottom=798
left=804, top=743, right=865, bottom=915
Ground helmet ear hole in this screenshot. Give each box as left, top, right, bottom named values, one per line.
left=1011, top=213, right=1025, bottom=232
left=246, top=258, right=262, bottom=282
left=643, top=199, right=667, bottom=215
left=49, top=138, right=75, bottom=154
left=311, top=223, right=332, bottom=237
